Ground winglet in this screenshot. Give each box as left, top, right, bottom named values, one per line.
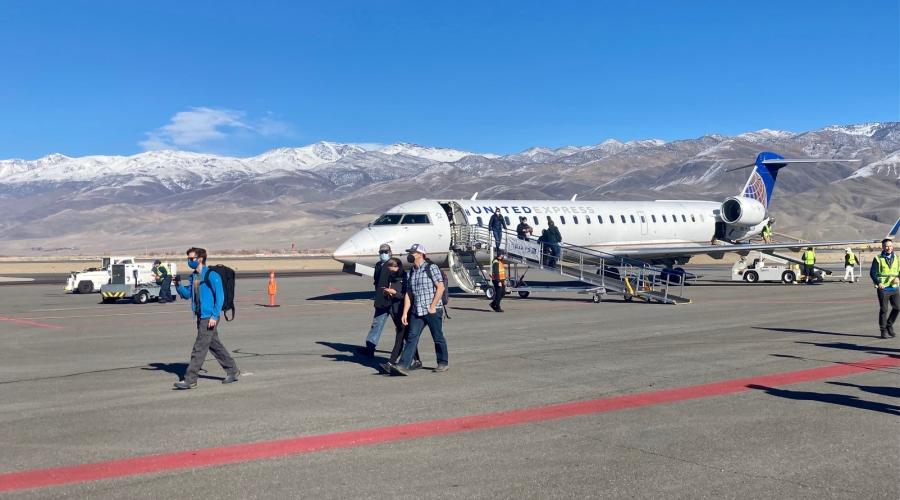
left=470, top=192, right=478, bottom=200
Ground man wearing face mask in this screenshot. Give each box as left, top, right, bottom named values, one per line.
left=361, top=243, right=394, bottom=356
left=488, top=207, right=507, bottom=251
left=173, top=247, right=239, bottom=390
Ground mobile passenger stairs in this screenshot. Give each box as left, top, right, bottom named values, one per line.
left=446, top=224, right=691, bottom=305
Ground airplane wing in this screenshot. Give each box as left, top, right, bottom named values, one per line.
left=610, top=239, right=877, bottom=260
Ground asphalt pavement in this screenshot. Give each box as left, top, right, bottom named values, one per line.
left=0, top=266, right=897, bottom=499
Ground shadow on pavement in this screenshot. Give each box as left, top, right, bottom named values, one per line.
left=317, top=341, right=387, bottom=370
left=753, top=327, right=873, bottom=339
left=747, top=384, right=900, bottom=416
left=827, top=381, right=900, bottom=399
left=142, top=362, right=221, bottom=381
left=795, top=341, right=900, bottom=354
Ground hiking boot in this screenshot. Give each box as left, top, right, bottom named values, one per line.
left=222, top=370, right=240, bottom=384
left=434, top=364, right=449, bottom=373
left=173, top=381, right=197, bottom=390
left=888, top=327, right=896, bottom=338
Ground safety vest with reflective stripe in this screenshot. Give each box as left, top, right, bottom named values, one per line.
left=491, top=259, right=507, bottom=281
left=802, top=250, right=816, bottom=265
left=761, top=224, right=772, bottom=237
left=845, top=252, right=857, bottom=266
left=875, top=254, right=899, bottom=288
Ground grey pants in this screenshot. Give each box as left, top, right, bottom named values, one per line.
left=877, top=289, right=899, bottom=334
left=185, top=318, right=237, bottom=384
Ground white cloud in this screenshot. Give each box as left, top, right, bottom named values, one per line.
left=140, top=107, right=295, bottom=152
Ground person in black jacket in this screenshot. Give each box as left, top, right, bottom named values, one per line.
left=362, top=243, right=393, bottom=356
left=516, top=216, right=533, bottom=240
left=383, top=257, right=421, bottom=367
left=488, top=208, right=507, bottom=250
left=545, top=217, right=562, bottom=267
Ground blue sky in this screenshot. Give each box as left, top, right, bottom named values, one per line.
left=1, top=0, right=897, bottom=159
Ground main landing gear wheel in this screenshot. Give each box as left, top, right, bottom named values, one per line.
left=743, top=271, right=759, bottom=283
left=592, top=294, right=601, bottom=303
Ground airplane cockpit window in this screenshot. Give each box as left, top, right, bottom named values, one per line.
left=400, top=214, right=430, bottom=224
left=373, top=214, right=402, bottom=225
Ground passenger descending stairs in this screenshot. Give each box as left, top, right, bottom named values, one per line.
left=450, top=224, right=691, bottom=305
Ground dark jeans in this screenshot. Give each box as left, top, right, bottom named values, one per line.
left=398, top=312, right=448, bottom=368
left=159, top=275, right=173, bottom=302
left=388, top=308, right=419, bottom=364
left=547, top=244, right=560, bottom=267
left=184, top=318, right=238, bottom=384
left=876, top=289, right=899, bottom=334
left=491, top=279, right=505, bottom=309
left=492, top=228, right=502, bottom=249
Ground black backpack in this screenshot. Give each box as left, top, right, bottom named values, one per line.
left=202, top=265, right=237, bottom=321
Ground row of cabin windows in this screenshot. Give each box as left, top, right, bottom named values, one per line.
left=476, top=213, right=705, bottom=226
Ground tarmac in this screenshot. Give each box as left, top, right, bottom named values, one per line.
left=0, top=264, right=897, bottom=499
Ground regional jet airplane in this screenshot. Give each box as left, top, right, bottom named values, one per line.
left=333, top=152, right=882, bottom=271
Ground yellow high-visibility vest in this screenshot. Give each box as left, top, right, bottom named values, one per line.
left=875, top=254, right=899, bottom=288
left=802, top=250, right=816, bottom=265
left=491, top=259, right=507, bottom=281
left=846, top=252, right=857, bottom=266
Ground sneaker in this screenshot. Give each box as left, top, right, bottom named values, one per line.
left=389, top=364, right=409, bottom=376
left=222, top=370, right=240, bottom=384
left=379, top=362, right=395, bottom=373
left=411, top=359, right=423, bottom=370
left=173, top=381, right=197, bottom=390
left=888, top=327, right=897, bottom=338
left=434, top=364, right=449, bottom=373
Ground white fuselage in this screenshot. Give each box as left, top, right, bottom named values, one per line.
left=333, top=198, right=732, bottom=267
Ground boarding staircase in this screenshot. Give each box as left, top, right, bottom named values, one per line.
left=448, top=224, right=691, bottom=304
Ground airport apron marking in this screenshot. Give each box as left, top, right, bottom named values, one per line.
left=0, top=316, right=64, bottom=330
left=0, top=355, right=898, bottom=493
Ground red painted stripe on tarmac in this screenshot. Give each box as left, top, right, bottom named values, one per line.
left=0, top=316, right=64, bottom=329
left=1, top=355, right=897, bottom=493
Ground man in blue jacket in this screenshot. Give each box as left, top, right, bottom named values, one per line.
left=870, top=238, right=899, bottom=339
left=173, top=247, right=239, bottom=389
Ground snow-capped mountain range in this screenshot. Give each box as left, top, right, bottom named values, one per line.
left=2, top=123, right=898, bottom=188
left=0, top=122, right=897, bottom=254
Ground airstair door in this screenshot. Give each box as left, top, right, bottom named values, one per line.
left=637, top=210, right=649, bottom=236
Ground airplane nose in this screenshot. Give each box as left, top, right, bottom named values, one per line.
left=332, top=229, right=380, bottom=264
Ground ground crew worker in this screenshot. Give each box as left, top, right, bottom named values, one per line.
left=152, top=260, right=173, bottom=303
left=761, top=221, right=773, bottom=244
left=870, top=238, right=899, bottom=339
left=843, top=248, right=858, bottom=283
left=490, top=250, right=507, bottom=312
left=801, top=247, right=816, bottom=284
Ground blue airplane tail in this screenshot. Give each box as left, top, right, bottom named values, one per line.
left=739, top=152, right=788, bottom=209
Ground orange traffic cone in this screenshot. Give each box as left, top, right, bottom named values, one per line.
left=266, top=270, right=280, bottom=307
